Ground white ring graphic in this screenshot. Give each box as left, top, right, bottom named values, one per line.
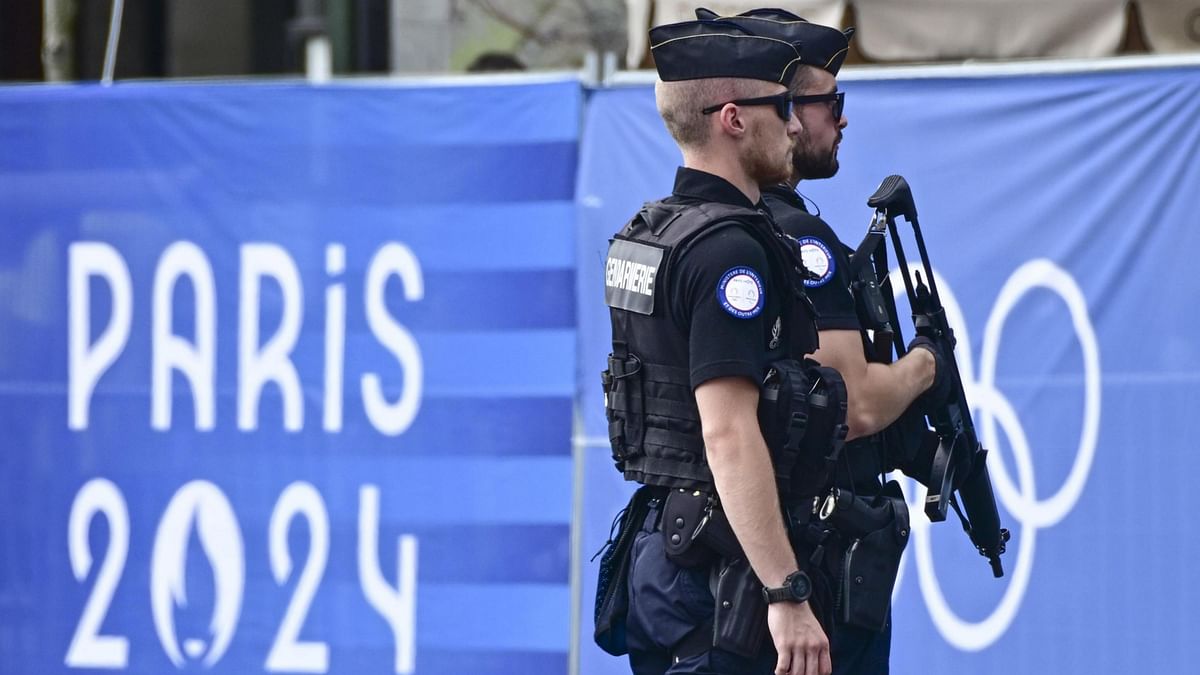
left=887, top=259, right=1100, bottom=651
left=911, top=388, right=1036, bottom=652
left=979, top=260, right=1101, bottom=529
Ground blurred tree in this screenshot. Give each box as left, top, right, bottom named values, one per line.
left=456, top=0, right=625, bottom=70
left=42, top=0, right=76, bottom=81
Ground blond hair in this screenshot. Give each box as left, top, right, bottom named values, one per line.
left=655, top=78, right=781, bottom=149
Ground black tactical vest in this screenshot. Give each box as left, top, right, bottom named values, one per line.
left=601, top=199, right=844, bottom=493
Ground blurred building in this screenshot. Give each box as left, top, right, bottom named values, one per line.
left=628, top=0, right=1200, bottom=68
left=0, top=0, right=624, bottom=82
left=0, top=0, right=1197, bottom=83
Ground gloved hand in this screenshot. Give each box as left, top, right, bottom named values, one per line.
left=908, top=336, right=955, bottom=412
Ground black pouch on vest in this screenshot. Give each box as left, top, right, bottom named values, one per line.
left=602, top=352, right=645, bottom=473
left=593, top=486, right=655, bottom=656
left=838, top=482, right=910, bottom=632
left=713, top=557, right=768, bottom=658
left=759, top=359, right=848, bottom=497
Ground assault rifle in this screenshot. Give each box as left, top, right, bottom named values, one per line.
left=850, top=175, right=1010, bottom=578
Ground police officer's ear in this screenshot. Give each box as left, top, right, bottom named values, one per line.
left=716, top=104, right=747, bottom=138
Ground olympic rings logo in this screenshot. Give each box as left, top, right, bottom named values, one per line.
left=889, top=259, right=1101, bottom=651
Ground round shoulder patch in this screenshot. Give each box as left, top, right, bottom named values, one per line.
left=717, top=266, right=765, bottom=319
left=797, top=237, right=836, bottom=288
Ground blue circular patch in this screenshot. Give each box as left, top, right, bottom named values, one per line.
left=797, top=237, right=835, bottom=288
left=717, top=266, right=764, bottom=319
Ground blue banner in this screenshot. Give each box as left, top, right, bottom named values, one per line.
left=576, top=62, right=1200, bottom=674
left=4, top=59, right=1200, bottom=675
left=0, top=79, right=580, bottom=674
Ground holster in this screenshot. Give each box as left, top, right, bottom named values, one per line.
left=830, top=481, right=910, bottom=632
left=593, top=486, right=656, bottom=656
left=712, top=557, right=769, bottom=658
left=661, top=491, right=770, bottom=659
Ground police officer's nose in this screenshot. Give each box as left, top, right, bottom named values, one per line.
left=788, top=114, right=803, bottom=137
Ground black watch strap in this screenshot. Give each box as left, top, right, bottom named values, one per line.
left=762, top=570, right=812, bottom=604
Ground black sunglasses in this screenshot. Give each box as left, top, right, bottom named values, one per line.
left=700, top=92, right=794, bottom=122
left=792, top=91, right=845, bottom=121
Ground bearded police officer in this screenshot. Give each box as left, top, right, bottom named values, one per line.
left=594, top=15, right=855, bottom=675
left=692, top=8, right=956, bottom=674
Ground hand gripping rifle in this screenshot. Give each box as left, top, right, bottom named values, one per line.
left=856, top=175, right=1010, bottom=577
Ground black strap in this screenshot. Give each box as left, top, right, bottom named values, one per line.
left=639, top=362, right=691, bottom=384
left=642, top=427, right=706, bottom=454
left=847, top=228, right=885, bottom=279
left=607, top=392, right=699, bottom=422
left=871, top=233, right=907, bottom=361
left=628, top=454, right=713, bottom=486
left=612, top=337, right=629, bottom=360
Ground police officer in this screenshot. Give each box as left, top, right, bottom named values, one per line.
left=599, top=16, right=843, bottom=675
left=693, top=8, right=954, bottom=674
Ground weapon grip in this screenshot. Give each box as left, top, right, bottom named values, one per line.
left=867, top=175, right=917, bottom=222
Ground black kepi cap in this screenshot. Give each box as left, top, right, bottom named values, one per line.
left=650, top=18, right=803, bottom=84
left=695, top=7, right=855, bottom=75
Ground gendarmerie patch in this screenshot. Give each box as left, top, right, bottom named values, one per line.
left=605, top=239, right=664, bottom=315
left=717, top=266, right=764, bottom=319
left=797, top=237, right=835, bottom=288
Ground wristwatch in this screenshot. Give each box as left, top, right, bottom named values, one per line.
left=762, top=570, right=812, bottom=604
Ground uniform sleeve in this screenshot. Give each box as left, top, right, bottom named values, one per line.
left=804, top=245, right=860, bottom=331
left=777, top=212, right=860, bottom=332
left=672, top=227, right=772, bottom=389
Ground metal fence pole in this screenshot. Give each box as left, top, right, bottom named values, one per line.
left=101, top=0, right=126, bottom=85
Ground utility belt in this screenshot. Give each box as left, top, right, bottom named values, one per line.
left=591, top=485, right=767, bottom=658
left=657, top=480, right=911, bottom=647
left=591, top=481, right=910, bottom=662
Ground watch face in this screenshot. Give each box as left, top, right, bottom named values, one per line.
left=789, top=572, right=812, bottom=600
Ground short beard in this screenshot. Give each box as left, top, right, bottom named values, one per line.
left=743, top=122, right=794, bottom=186
left=791, top=130, right=839, bottom=181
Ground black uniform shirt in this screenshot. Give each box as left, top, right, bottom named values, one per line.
left=664, top=168, right=796, bottom=389
left=765, top=184, right=890, bottom=490
left=762, top=184, right=860, bottom=332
